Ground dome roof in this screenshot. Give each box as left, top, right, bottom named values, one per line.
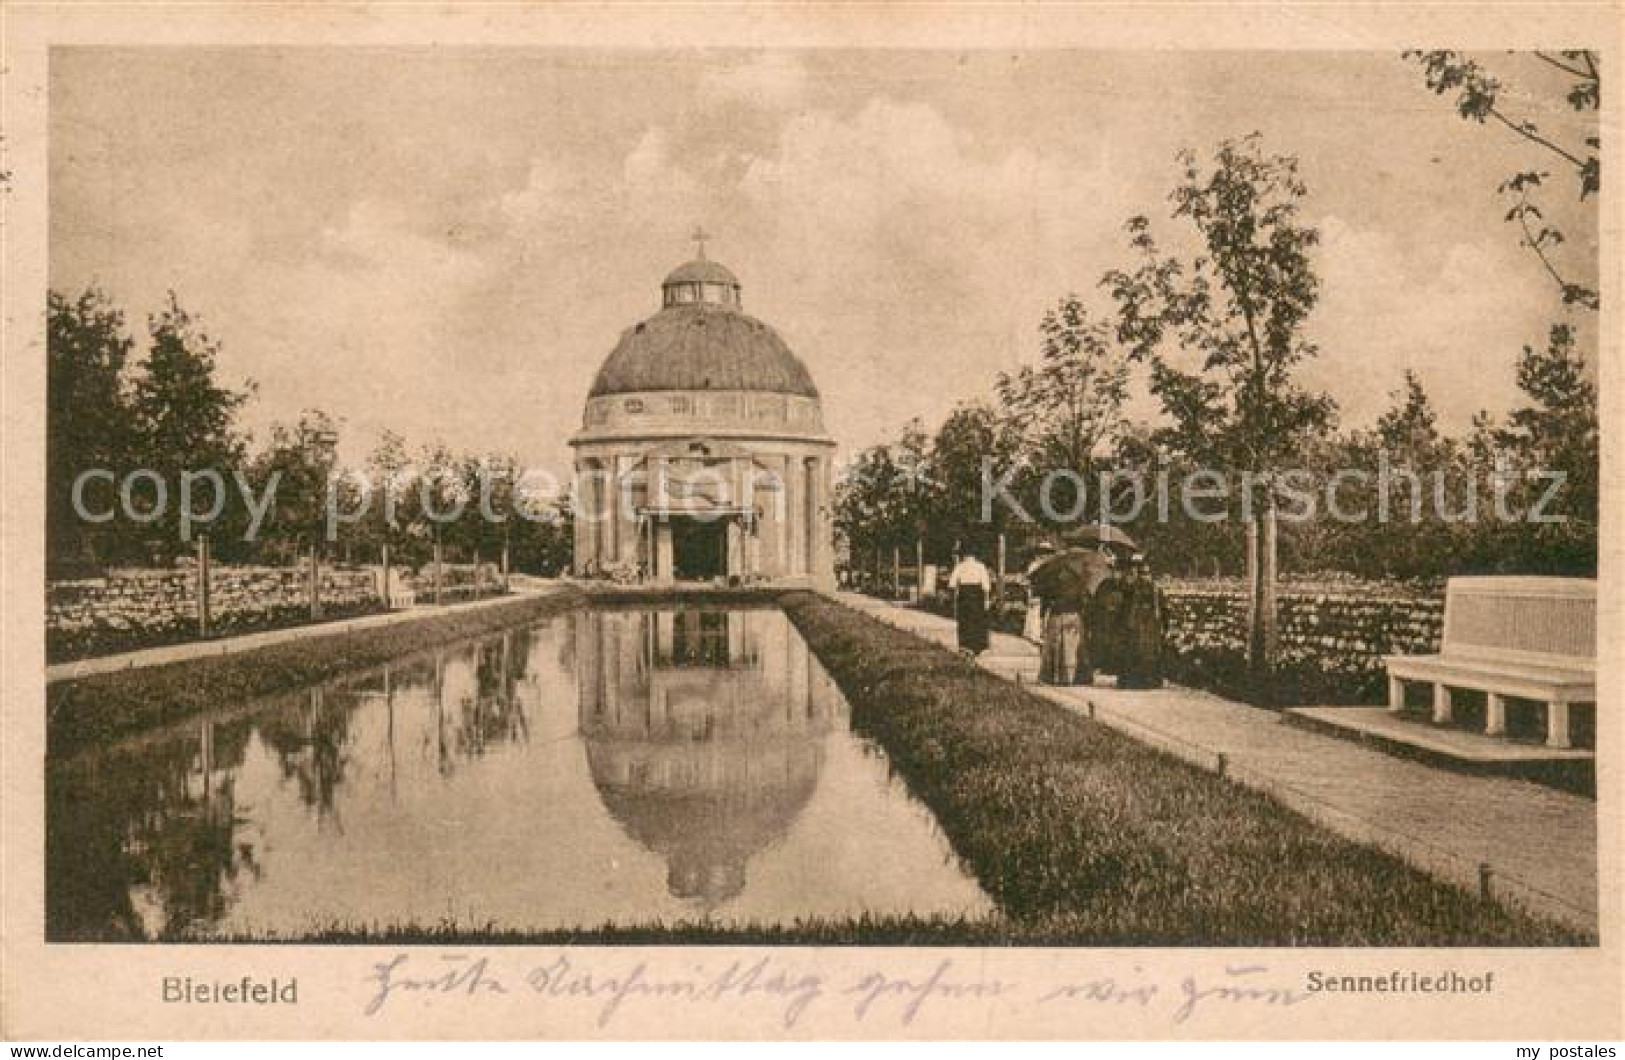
left=588, top=303, right=820, bottom=398
left=664, top=258, right=739, bottom=286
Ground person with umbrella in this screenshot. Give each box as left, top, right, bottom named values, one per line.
left=1035, top=525, right=1140, bottom=685
left=1020, top=541, right=1055, bottom=643
left=946, top=547, right=993, bottom=657
left=1031, top=536, right=1109, bottom=685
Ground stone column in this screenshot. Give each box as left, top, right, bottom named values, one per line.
left=1431, top=684, right=1453, bottom=725
left=1546, top=700, right=1571, bottom=749
left=740, top=460, right=758, bottom=579
left=655, top=519, right=674, bottom=584
left=804, top=456, right=821, bottom=586
left=811, top=455, right=835, bottom=590
left=601, top=458, right=617, bottom=565
left=784, top=453, right=803, bottom=576
left=575, top=460, right=599, bottom=574
left=1485, top=692, right=1507, bottom=736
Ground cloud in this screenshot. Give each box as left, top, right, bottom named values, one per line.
left=489, top=94, right=1124, bottom=457
left=52, top=50, right=1590, bottom=474
left=1309, top=213, right=1535, bottom=431
left=221, top=200, right=504, bottom=456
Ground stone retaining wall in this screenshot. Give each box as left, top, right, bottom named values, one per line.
left=47, top=565, right=383, bottom=661
left=1161, top=580, right=1445, bottom=704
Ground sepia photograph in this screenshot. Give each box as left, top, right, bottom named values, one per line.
left=1, top=2, right=1619, bottom=1044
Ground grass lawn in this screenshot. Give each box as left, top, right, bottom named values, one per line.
left=163, top=914, right=1038, bottom=946
left=46, top=588, right=582, bottom=759
left=776, top=591, right=1587, bottom=946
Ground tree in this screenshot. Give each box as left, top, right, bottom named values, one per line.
left=1107, top=422, right=1244, bottom=578
left=412, top=442, right=464, bottom=602
left=47, top=288, right=137, bottom=567
left=1105, top=134, right=1336, bottom=678
left=1493, top=324, right=1598, bottom=574
left=128, top=294, right=253, bottom=560
left=1302, top=373, right=1461, bottom=579
left=1408, top=51, right=1600, bottom=575
left=995, top=294, right=1130, bottom=519
left=1407, top=50, right=1600, bottom=310
left=931, top=401, right=1022, bottom=563
left=1502, top=324, right=1598, bottom=493
left=246, top=410, right=339, bottom=565
left=511, top=490, right=573, bottom=576
left=1375, top=371, right=1440, bottom=453
left=449, top=451, right=523, bottom=589
left=355, top=429, right=414, bottom=564
left=832, top=429, right=930, bottom=592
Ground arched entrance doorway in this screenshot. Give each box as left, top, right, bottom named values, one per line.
left=671, top=516, right=728, bottom=581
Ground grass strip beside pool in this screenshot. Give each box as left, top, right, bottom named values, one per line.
left=779, top=591, right=1586, bottom=946
left=46, top=589, right=583, bottom=759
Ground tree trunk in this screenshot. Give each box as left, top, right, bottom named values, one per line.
left=196, top=534, right=211, bottom=638
left=1263, top=499, right=1279, bottom=656
left=381, top=541, right=392, bottom=609
left=1245, top=494, right=1279, bottom=684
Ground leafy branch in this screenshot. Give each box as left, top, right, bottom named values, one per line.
left=1407, top=50, right=1600, bottom=308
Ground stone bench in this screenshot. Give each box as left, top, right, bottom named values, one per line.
left=1384, top=576, right=1595, bottom=748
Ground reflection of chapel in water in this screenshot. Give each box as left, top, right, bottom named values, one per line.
left=576, top=607, right=841, bottom=907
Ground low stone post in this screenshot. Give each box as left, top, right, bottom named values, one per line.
left=433, top=532, right=444, bottom=606
left=308, top=540, right=320, bottom=620
left=996, top=531, right=1006, bottom=604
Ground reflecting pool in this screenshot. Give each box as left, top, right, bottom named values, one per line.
left=47, top=605, right=990, bottom=940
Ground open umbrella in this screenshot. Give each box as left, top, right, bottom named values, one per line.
left=1029, top=548, right=1112, bottom=605
left=1060, top=524, right=1139, bottom=552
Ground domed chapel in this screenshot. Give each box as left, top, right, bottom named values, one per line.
left=570, top=235, right=836, bottom=587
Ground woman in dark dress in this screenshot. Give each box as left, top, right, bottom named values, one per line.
left=1115, top=554, right=1166, bottom=689
left=1090, top=555, right=1129, bottom=679
left=1038, top=599, right=1082, bottom=685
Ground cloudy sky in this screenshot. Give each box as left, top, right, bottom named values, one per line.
left=50, top=48, right=1598, bottom=472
